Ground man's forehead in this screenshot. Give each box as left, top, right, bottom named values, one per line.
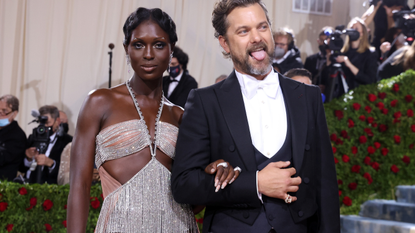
left=226, top=3, right=268, bottom=29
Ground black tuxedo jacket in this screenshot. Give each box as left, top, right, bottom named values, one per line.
left=22, top=133, right=72, bottom=184
left=163, top=72, right=198, bottom=108
left=171, top=71, right=340, bottom=232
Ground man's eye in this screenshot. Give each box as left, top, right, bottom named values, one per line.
left=238, top=30, right=247, bottom=35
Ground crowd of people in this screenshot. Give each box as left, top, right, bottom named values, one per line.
left=1, top=0, right=414, bottom=232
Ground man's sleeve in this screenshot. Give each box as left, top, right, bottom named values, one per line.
left=171, top=89, right=259, bottom=207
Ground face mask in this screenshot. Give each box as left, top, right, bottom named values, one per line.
left=0, top=118, right=10, bottom=127
left=273, top=46, right=285, bottom=59
left=319, top=44, right=327, bottom=56
left=169, top=65, right=181, bottom=78
left=61, top=123, right=69, bottom=134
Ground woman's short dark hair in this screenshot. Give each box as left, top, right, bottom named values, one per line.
left=173, top=46, right=189, bottom=71
left=123, top=7, right=178, bottom=46
left=212, top=0, right=271, bottom=39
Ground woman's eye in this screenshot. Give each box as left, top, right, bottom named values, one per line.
left=134, top=43, right=143, bottom=49
left=155, top=43, right=165, bottom=49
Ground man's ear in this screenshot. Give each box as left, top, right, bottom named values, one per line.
left=218, top=35, right=230, bottom=54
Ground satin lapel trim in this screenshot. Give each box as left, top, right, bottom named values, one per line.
left=215, top=72, right=257, bottom=171
left=280, top=76, right=307, bottom=172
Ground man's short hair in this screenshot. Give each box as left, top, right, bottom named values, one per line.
left=39, top=105, right=60, bottom=120
left=0, top=95, right=19, bottom=112
left=212, top=0, right=271, bottom=39
left=319, top=26, right=334, bottom=37
left=273, top=28, right=295, bottom=46
left=173, top=46, right=189, bottom=71
left=284, top=68, right=312, bottom=81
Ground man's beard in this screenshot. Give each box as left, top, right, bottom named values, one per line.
left=230, top=41, right=274, bottom=76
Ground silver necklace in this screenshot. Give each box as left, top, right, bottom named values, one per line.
left=126, top=78, right=164, bottom=157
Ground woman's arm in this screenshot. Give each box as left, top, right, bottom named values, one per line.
left=67, top=90, right=110, bottom=232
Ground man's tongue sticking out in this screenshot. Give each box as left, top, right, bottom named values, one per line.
left=250, top=50, right=266, bottom=61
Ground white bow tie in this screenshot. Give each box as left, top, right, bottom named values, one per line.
left=243, top=76, right=279, bottom=100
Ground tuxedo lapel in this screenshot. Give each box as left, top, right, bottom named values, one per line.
left=169, top=74, right=187, bottom=99
left=215, top=71, right=257, bottom=171
left=279, top=76, right=307, bottom=171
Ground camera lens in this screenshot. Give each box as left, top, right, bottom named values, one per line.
left=37, top=126, right=46, bottom=134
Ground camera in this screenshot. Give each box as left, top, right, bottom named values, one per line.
left=323, top=28, right=360, bottom=63
left=30, top=115, right=51, bottom=154
left=370, top=0, right=406, bottom=7
left=393, top=9, right=415, bottom=44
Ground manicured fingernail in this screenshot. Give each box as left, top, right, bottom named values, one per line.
left=211, top=168, right=215, bottom=173
left=229, top=178, right=235, bottom=184
left=215, top=185, right=220, bottom=192
left=214, top=179, right=218, bottom=187
left=221, top=182, right=227, bottom=189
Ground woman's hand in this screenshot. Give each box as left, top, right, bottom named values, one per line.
left=204, top=159, right=241, bottom=192
left=380, top=42, right=391, bottom=54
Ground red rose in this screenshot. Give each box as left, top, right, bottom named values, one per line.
left=351, top=165, right=361, bottom=173
left=393, top=83, right=399, bottom=92
left=90, top=197, right=101, bottom=209
left=43, top=199, right=53, bottom=211
left=393, top=118, right=401, bottom=124
left=6, top=224, right=13, bottom=232
left=0, top=202, right=8, bottom=212
left=364, top=128, right=374, bottom=137
left=363, top=172, right=373, bottom=184
left=382, top=108, right=389, bottom=114
left=402, top=155, right=410, bottom=165
left=348, top=182, right=357, bottom=190
left=334, top=157, right=339, bottom=164
left=391, top=164, right=399, bottom=173
left=367, top=146, right=375, bottom=154
left=359, top=115, right=366, bottom=121
left=330, top=133, right=337, bottom=142
left=29, top=197, right=37, bottom=206
left=394, top=135, right=401, bottom=144
left=18, top=187, right=27, bottom=195
left=64, top=204, right=67, bottom=209
left=353, top=103, right=361, bottom=110
left=390, top=99, right=398, bottom=107
left=405, top=94, right=413, bottom=102
left=364, top=156, right=371, bottom=165
left=378, top=92, right=387, bottom=99
left=372, top=162, right=380, bottom=171
left=412, top=125, right=415, bottom=132
left=393, top=111, right=402, bottom=119
left=408, top=109, right=414, bottom=117
left=381, top=148, right=389, bottom=156
left=334, top=110, right=344, bottom=120
left=367, top=117, right=375, bottom=124
left=342, top=155, right=350, bottom=163
left=348, top=119, right=355, bottom=128
left=62, top=220, right=67, bottom=228
left=341, top=130, right=348, bottom=138
left=368, top=93, right=377, bottom=102
left=376, top=102, right=385, bottom=110
left=351, top=146, right=358, bottom=154
left=374, top=142, right=381, bottom=149
left=45, top=223, right=52, bottom=232
left=410, top=144, right=414, bottom=149
left=365, top=106, right=372, bottom=114
left=332, top=146, right=337, bottom=154
left=336, top=138, right=344, bottom=145
left=339, top=190, right=342, bottom=196
left=372, top=122, right=378, bottom=128
left=359, top=135, right=367, bottom=144
left=378, top=124, right=387, bottom=132
left=343, top=196, right=352, bottom=206
left=338, top=179, right=343, bottom=185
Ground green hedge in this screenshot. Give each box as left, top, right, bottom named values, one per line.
left=324, top=70, right=415, bottom=215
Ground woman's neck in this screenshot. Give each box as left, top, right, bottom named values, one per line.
left=129, top=75, right=163, bottom=99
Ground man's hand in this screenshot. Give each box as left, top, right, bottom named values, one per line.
left=35, top=154, right=54, bottom=167
left=258, top=161, right=301, bottom=202
left=25, top=147, right=38, bottom=161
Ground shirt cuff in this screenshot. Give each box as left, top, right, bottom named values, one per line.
left=256, top=171, right=263, bottom=203
left=24, top=158, right=33, bottom=167
left=48, top=160, right=56, bottom=173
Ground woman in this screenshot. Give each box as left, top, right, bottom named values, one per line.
left=67, top=8, right=237, bottom=232
left=378, top=40, right=415, bottom=80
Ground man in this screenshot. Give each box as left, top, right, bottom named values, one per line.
left=304, top=26, right=333, bottom=85
left=171, top=0, right=340, bottom=232
left=162, top=46, right=198, bottom=108
left=284, top=68, right=312, bottom=85
left=0, top=95, right=26, bottom=181
left=215, top=74, right=227, bottom=83
left=22, top=105, right=72, bottom=184
left=272, top=28, right=303, bottom=74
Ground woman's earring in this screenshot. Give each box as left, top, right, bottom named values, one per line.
left=167, top=53, right=173, bottom=73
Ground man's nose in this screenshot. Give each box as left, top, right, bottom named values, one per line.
left=250, top=29, right=262, bottom=43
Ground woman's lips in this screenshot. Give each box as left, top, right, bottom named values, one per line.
left=141, top=65, right=157, bottom=72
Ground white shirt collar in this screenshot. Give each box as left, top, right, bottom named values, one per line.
left=235, top=69, right=280, bottom=100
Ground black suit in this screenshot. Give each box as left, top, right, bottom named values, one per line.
left=163, top=72, right=198, bottom=108
left=171, top=71, right=340, bottom=232
left=22, top=133, right=72, bottom=184
left=0, top=121, right=27, bottom=181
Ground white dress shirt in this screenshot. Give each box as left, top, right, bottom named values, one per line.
left=24, top=132, right=58, bottom=178
left=167, top=71, right=183, bottom=97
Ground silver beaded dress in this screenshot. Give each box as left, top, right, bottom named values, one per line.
left=94, top=97, right=197, bottom=233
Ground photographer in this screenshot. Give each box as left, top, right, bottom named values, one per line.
left=22, top=105, right=72, bottom=184
left=0, top=95, right=26, bottom=181
left=378, top=38, right=415, bottom=80
left=322, top=18, right=378, bottom=101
